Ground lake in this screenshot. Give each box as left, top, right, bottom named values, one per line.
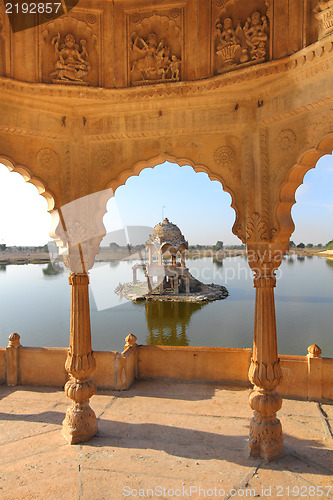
left=0, top=255, right=332, bottom=357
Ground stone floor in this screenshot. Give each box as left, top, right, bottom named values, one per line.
left=0, top=380, right=332, bottom=499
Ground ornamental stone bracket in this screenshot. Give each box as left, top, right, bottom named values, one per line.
left=49, top=188, right=113, bottom=273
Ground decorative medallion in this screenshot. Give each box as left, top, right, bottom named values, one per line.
left=36, top=148, right=59, bottom=170
left=214, top=146, right=235, bottom=167
left=278, top=129, right=296, bottom=151
left=96, top=149, right=114, bottom=170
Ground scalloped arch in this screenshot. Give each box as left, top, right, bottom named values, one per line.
left=0, top=155, right=56, bottom=211
left=105, top=154, right=242, bottom=240
left=276, top=132, right=333, bottom=243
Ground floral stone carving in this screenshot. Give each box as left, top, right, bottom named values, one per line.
left=51, top=33, right=91, bottom=84
left=215, top=11, right=269, bottom=72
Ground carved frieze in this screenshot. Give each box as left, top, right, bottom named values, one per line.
left=129, top=13, right=182, bottom=86
left=314, top=1, right=333, bottom=40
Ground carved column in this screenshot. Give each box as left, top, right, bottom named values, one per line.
left=247, top=242, right=286, bottom=461
left=62, top=272, right=97, bottom=444
left=49, top=189, right=113, bottom=444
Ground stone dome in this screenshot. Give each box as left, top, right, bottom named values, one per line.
left=146, top=218, right=188, bottom=253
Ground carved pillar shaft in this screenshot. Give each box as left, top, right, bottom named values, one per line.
left=247, top=246, right=284, bottom=461
left=62, top=272, right=97, bottom=444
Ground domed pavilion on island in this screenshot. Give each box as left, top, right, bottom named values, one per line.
left=119, top=218, right=228, bottom=301
left=145, top=218, right=190, bottom=294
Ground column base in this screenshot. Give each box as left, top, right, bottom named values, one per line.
left=62, top=404, right=98, bottom=444
left=249, top=414, right=283, bottom=461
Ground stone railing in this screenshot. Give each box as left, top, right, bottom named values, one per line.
left=0, top=334, right=332, bottom=402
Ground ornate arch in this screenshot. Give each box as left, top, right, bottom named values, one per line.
left=105, top=154, right=243, bottom=241
left=0, top=155, right=56, bottom=212
left=275, top=132, right=333, bottom=243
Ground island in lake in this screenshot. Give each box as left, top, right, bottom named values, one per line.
left=115, top=218, right=228, bottom=302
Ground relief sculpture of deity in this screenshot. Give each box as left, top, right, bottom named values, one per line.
left=215, top=11, right=269, bottom=73
left=130, top=32, right=181, bottom=85
left=244, top=11, right=268, bottom=60
left=51, top=33, right=91, bottom=84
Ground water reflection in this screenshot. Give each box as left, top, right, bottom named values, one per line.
left=326, top=258, right=333, bottom=271
left=297, top=255, right=305, bottom=262
left=109, top=260, right=121, bottom=268
left=42, top=262, right=64, bottom=277
left=0, top=264, right=6, bottom=271
left=145, top=301, right=205, bottom=346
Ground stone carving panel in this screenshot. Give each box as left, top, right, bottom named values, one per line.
left=213, top=0, right=269, bottom=74
left=50, top=33, right=91, bottom=84
left=41, top=13, right=100, bottom=86
left=314, top=1, right=333, bottom=40
left=128, top=13, right=182, bottom=86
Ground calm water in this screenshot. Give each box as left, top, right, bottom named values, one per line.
left=0, top=256, right=332, bottom=357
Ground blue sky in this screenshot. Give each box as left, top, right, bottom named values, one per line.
left=0, top=155, right=332, bottom=246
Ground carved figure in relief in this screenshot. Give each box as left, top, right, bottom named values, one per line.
left=51, top=33, right=91, bottom=84
left=216, top=18, right=243, bottom=68
left=244, top=12, right=268, bottom=60
left=169, top=55, right=181, bottom=80
left=131, top=32, right=180, bottom=84
left=215, top=10, right=269, bottom=73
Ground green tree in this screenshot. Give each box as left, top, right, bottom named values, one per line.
left=297, top=242, right=305, bottom=249
left=326, top=239, right=333, bottom=249
left=306, top=243, right=313, bottom=248
left=289, top=240, right=296, bottom=248
left=213, top=241, right=224, bottom=251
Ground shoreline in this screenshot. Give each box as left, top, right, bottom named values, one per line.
left=0, top=247, right=331, bottom=266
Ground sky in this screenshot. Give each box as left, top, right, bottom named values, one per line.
left=0, top=156, right=332, bottom=247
